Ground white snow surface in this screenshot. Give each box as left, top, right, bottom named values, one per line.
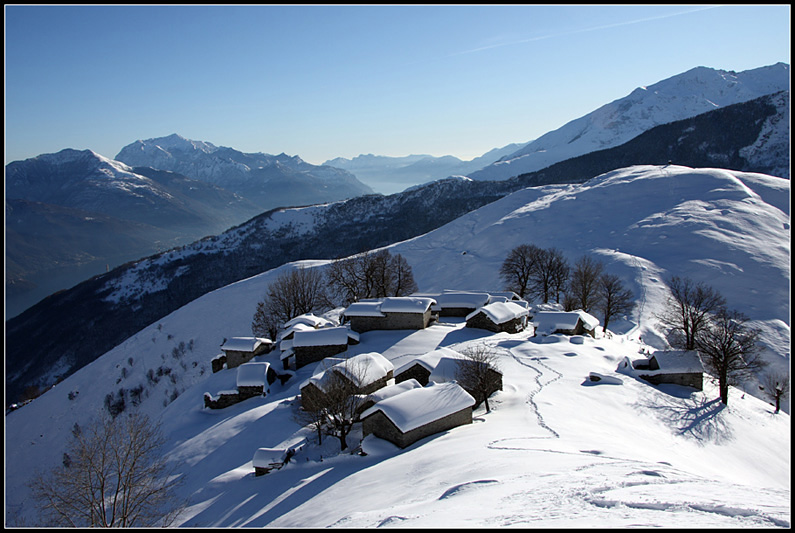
left=5, top=165, right=789, bottom=528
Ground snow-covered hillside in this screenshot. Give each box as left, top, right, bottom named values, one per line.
left=469, top=63, right=790, bottom=181
left=5, top=165, right=789, bottom=527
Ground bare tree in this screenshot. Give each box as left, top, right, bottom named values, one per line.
left=548, top=250, right=571, bottom=304
left=252, top=266, right=329, bottom=338
left=390, top=252, right=419, bottom=297
left=326, top=250, right=418, bottom=306
left=455, top=345, right=502, bottom=413
left=696, top=308, right=767, bottom=405
left=500, top=244, right=544, bottom=299
left=565, top=255, right=604, bottom=313
left=530, top=247, right=569, bottom=304
left=300, top=357, right=374, bottom=451
left=29, top=412, right=185, bottom=527
left=761, top=371, right=790, bottom=414
left=596, top=273, right=634, bottom=333
left=657, top=275, right=726, bottom=350
left=251, top=300, right=280, bottom=340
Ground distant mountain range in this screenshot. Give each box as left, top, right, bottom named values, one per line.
left=5, top=83, right=789, bottom=405
left=5, top=140, right=375, bottom=317
left=115, top=133, right=374, bottom=208
left=323, top=143, right=527, bottom=194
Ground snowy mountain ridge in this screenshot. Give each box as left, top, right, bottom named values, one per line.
left=5, top=164, right=789, bottom=528
left=469, top=63, right=790, bottom=181
left=115, top=133, right=374, bottom=209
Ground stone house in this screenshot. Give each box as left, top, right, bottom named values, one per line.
left=533, top=311, right=600, bottom=337
left=280, top=326, right=360, bottom=371
left=236, top=362, right=278, bottom=399
left=394, top=347, right=502, bottom=400
left=343, top=297, right=437, bottom=333
left=361, top=381, right=476, bottom=449
left=215, top=336, right=274, bottom=371
left=252, top=448, right=290, bottom=476
left=300, top=352, right=395, bottom=412
left=204, top=361, right=279, bottom=409
left=394, top=347, right=465, bottom=386
left=465, top=301, right=531, bottom=334
left=620, top=350, right=704, bottom=390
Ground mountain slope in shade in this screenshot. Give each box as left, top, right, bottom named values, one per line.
left=4, top=166, right=789, bottom=528
left=115, top=134, right=374, bottom=209
left=4, top=149, right=264, bottom=317
left=469, top=63, right=790, bottom=181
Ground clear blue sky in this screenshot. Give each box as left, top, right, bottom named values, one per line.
left=4, top=4, right=790, bottom=166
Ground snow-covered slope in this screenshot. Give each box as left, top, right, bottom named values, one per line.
left=469, top=63, right=790, bottom=181
left=5, top=165, right=789, bottom=527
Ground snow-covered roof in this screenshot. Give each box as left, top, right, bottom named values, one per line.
left=292, top=326, right=351, bottom=347
left=650, top=350, right=704, bottom=373
left=395, top=347, right=464, bottom=376
left=433, top=291, right=490, bottom=309
left=368, top=378, right=422, bottom=404
left=236, top=362, right=271, bottom=387
left=380, top=297, right=436, bottom=314
left=304, top=352, right=394, bottom=392
left=466, top=301, right=530, bottom=324
left=533, top=311, right=599, bottom=334
left=344, top=297, right=436, bottom=317
left=221, top=336, right=272, bottom=352
left=278, top=322, right=316, bottom=341
left=361, top=381, right=475, bottom=433
left=333, top=352, right=394, bottom=388
left=344, top=301, right=385, bottom=317
left=283, top=313, right=334, bottom=330
left=252, top=447, right=287, bottom=468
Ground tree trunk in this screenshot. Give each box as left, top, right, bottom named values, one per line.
left=719, top=379, right=729, bottom=405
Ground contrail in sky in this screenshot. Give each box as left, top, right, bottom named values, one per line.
left=452, top=6, right=720, bottom=56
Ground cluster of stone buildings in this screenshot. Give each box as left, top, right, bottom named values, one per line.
left=203, top=289, right=705, bottom=463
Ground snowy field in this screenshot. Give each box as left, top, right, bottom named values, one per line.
left=166, top=321, right=790, bottom=528
left=5, top=165, right=789, bottom=527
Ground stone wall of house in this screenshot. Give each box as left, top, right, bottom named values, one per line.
left=293, top=344, right=348, bottom=370
left=363, top=406, right=473, bottom=448
left=640, top=372, right=703, bottom=391
left=394, top=364, right=432, bottom=386
left=225, top=350, right=256, bottom=369
left=349, top=311, right=431, bottom=333
left=238, top=385, right=264, bottom=400
left=359, top=372, right=393, bottom=396
left=212, top=354, right=227, bottom=373
left=440, top=307, right=478, bottom=317
left=300, top=382, right=328, bottom=412
left=204, top=391, right=241, bottom=409
left=466, top=312, right=524, bottom=333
